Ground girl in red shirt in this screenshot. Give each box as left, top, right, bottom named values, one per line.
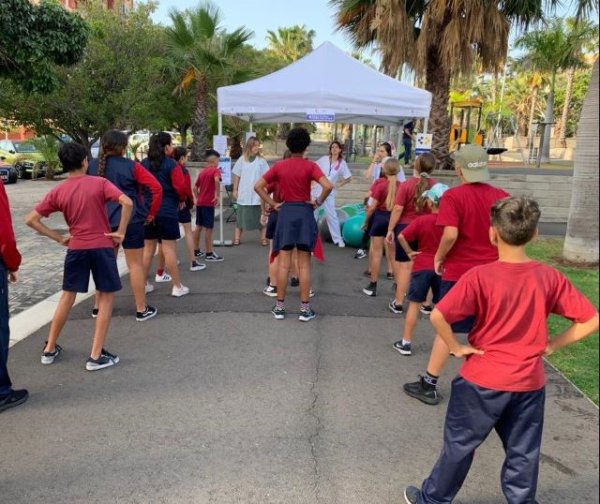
left=385, top=153, right=436, bottom=314
left=255, top=128, right=333, bottom=322
left=362, top=159, right=401, bottom=297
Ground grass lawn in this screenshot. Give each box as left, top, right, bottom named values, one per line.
left=526, top=238, right=599, bottom=405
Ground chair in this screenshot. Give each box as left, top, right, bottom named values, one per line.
left=224, top=184, right=238, bottom=223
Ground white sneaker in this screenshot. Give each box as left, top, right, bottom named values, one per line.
left=145, top=283, right=155, bottom=294
left=190, top=261, right=207, bottom=272
left=336, top=242, right=346, bottom=248
left=155, top=272, right=172, bottom=283
left=172, top=284, right=190, bottom=297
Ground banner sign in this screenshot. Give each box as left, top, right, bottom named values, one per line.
left=212, top=135, right=228, bottom=157
left=218, top=157, right=232, bottom=187
left=305, top=109, right=336, bottom=123
left=415, top=133, right=433, bottom=155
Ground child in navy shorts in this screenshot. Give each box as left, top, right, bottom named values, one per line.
left=393, top=183, right=448, bottom=356
left=26, top=143, right=133, bottom=372
left=403, top=196, right=599, bottom=504
left=173, top=147, right=207, bottom=272
left=193, top=149, right=223, bottom=263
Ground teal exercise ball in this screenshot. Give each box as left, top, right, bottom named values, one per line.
left=342, top=213, right=367, bottom=248
left=341, top=203, right=364, bottom=217
left=320, top=209, right=349, bottom=243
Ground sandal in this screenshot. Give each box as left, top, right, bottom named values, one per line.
left=233, top=239, right=241, bottom=246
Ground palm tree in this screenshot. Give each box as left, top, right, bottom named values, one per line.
left=563, top=58, right=598, bottom=263
left=166, top=3, right=253, bottom=161
left=266, top=25, right=316, bottom=63
left=332, top=0, right=552, bottom=169
left=516, top=17, right=592, bottom=162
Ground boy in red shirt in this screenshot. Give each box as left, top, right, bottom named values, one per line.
left=394, top=183, right=448, bottom=356
left=25, top=143, right=133, bottom=372
left=404, top=145, right=510, bottom=405
left=403, top=196, right=599, bottom=504
left=0, top=180, right=28, bottom=413
left=193, top=149, right=223, bottom=262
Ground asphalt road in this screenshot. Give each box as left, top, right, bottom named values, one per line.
left=1, top=227, right=598, bottom=504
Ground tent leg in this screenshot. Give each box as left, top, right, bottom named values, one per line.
left=214, top=113, right=231, bottom=247
left=423, top=118, right=429, bottom=134
left=218, top=114, right=223, bottom=136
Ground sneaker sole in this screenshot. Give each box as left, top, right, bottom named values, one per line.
left=136, top=310, right=158, bottom=322
left=172, top=291, right=190, bottom=297
left=403, top=385, right=441, bottom=405
left=155, top=278, right=172, bottom=283
left=388, top=305, right=404, bottom=315
left=362, top=289, right=376, bottom=297
left=263, top=291, right=278, bottom=298
left=420, top=310, right=432, bottom=316
left=86, top=358, right=118, bottom=372
left=91, top=313, right=98, bottom=319
left=205, top=258, right=224, bottom=262
left=41, top=356, right=57, bottom=365
left=392, top=345, right=412, bottom=356
left=190, top=267, right=207, bottom=272
left=403, top=488, right=416, bottom=504
left=299, top=315, right=316, bottom=322
left=272, top=312, right=285, bottom=320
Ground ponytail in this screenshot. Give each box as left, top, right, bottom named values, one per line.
left=383, top=158, right=400, bottom=211
left=98, top=129, right=128, bottom=178
left=414, top=152, right=437, bottom=212
left=148, top=132, right=172, bottom=172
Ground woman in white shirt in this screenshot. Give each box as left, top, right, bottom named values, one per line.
left=232, top=137, right=270, bottom=245
left=314, top=141, right=353, bottom=247
left=364, top=142, right=406, bottom=183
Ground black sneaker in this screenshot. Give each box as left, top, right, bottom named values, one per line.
left=354, top=248, right=367, bottom=259
left=386, top=272, right=394, bottom=280
left=92, top=308, right=99, bottom=319
left=403, top=376, right=441, bottom=405
left=263, top=285, right=277, bottom=297
left=86, top=351, right=119, bottom=371
left=393, top=340, right=412, bottom=356
left=136, top=305, right=158, bottom=322
left=0, top=389, right=29, bottom=414
left=290, top=277, right=300, bottom=287
left=194, top=250, right=205, bottom=258
left=404, top=486, right=422, bottom=504
left=420, top=304, right=434, bottom=315
left=205, top=252, right=224, bottom=262
left=362, top=282, right=377, bottom=297
left=272, top=306, right=286, bottom=320
left=388, top=300, right=404, bottom=314
left=41, top=343, right=62, bottom=365
left=299, top=308, right=316, bottom=322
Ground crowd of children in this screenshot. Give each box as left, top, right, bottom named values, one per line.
left=2, top=126, right=599, bottom=504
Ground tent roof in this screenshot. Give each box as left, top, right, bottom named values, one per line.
left=217, top=42, right=431, bottom=126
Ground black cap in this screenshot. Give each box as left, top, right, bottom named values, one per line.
left=205, top=149, right=220, bottom=158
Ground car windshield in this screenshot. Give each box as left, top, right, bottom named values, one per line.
left=14, top=143, right=37, bottom=153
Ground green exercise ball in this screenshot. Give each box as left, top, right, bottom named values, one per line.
left=342, top=213, right=367, bottom=248
left=320, top=209, right=349, bottom=243
left=341, top=203, right=365, bottom=217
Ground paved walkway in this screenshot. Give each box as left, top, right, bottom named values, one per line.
left=1, top=223, right=598, bottom=503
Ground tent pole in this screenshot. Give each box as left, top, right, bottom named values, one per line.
left=423, top=118, right=429, bottom=134
left=218, top=114, right=223, bottom=135
left=217, top=113, right=224, bottom=247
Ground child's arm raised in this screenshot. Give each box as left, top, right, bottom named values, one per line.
left=25, top=211, right=71, bottom=247
left=545, top=314, right=599, bottom=356
left=430, top=309, right=484, bottom=358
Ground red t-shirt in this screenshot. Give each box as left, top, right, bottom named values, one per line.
left=35, top=175, right=123, bottom=250
left=436, top=261, right=598, bottom=392
left=195, top=166, right=221, bottom=207
left=436, top=183, right=510, bottom=281
left=262, top=158, right=324, bottom=202
left=371, top=178, right=401, bottom=211
left=401, top=213, right=444, bottom=272
left=0, top=180, right=22, bottom=271
left=395, top=176, right=436, bottom=224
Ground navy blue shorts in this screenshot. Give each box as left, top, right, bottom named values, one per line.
left=407, top=270, right=442, bottom=304
left=272, top=203, right=317, bottom=253
left=111, top=222, right=145, bottom=250
left=144, top=216, right=181, bottom=241
left=369, top=210, right=391, bottom=237
left=440, top=280, right=476, bottom=333
left=195, top=206, right=215, bottom=229
left=178, top=207, right=192, bottom=224
left=63, top=248, right=121, bottom=293
left=266, top=212, right=278, bottom=240
left=395, top=223, right=417, bottom=263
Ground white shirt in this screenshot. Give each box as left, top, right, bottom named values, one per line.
left=232, top=156, right=269, bottom=206
left=371, top=157, right=406, bottom=183
left=313, top=156, right=352, bottom=199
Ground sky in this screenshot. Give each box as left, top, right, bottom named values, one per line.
left=150, top=0, right=356, bottom=52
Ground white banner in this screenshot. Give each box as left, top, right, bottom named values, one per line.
left=218, top=157, right=232, bottom=186
left=212, top=135, right=228, bottom=157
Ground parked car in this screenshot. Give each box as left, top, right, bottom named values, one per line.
left=0, top=160, right=18, bottom=184
left=0, top=139, right=48, bottom=179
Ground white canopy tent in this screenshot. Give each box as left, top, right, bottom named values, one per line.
left=217, top=41, right=432, bottom=129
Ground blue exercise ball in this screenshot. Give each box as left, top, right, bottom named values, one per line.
left=342, top=213, right=367, bottom=248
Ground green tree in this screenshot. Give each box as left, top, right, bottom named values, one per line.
left=332, top=0, right=557, bottom=168
left=0, top=1, right=168, bottom=154
left=166, top=2, right=253, bottom=161
left=26, top=136, right=61, bottom=180
left=0, top=0, right=88, bottom=93
left=516, top=17, right=594, bottom=162
left=266, top=25, right=316, bottom=63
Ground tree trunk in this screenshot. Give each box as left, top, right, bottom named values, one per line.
left=527, top=87, right=538, bottom=148
left=491, top=72, right=498, bottom=111
left=425, top=46, right=452, bottom=170
left=558, top=67, right=575, bottom=148
left=191, top=76, right=209, bottom=162
left=563, top=59, right=599, bottom=263
left=540, top=72, right=556, bottom=163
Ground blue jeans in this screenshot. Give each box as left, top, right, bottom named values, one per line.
left=419, top=377, right=545, bottom=503
left=403, top=139, right=412, bottom=164
left=0, top=260, right=13, bottom=396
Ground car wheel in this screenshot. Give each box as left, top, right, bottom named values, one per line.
left=15, top=164, right=25, bottom=179
left=9, top=172, right=17, bottom=184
